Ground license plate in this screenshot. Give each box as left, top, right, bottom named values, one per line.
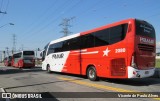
left=145, top=71, right=149, bottom=74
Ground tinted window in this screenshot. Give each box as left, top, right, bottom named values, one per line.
left=47, top=42, right=63, bottom=55
left=47, top=24, right=128, bottom=54
left=68, top=38, right=80, bottom=50
left=54, top=42, right=63, bottom=52
left=23, top=51, right=34, bottom=55
left=81, top=34, right=95, bottom=49
left=62, top=40, right=70, bottom=51
left=136, top=20, right=155, bottom=38
left=93, top=28, right=110, bottom=47
left=80, top=24, right=128, bottom=49
left=47, top=44, right=55, bottom=55
left=13, top=53, right=22, bottom=58
left=47, top=38, right=81, bottom=55
left=109, top=24, right=127, bottom=44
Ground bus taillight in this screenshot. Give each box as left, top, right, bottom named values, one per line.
left=127, top=22, right=132, bottom=33
left=131, top=53, right=137, bottom=69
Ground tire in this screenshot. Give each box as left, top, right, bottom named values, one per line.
left=47, top=65, right=51, bottom=73
left=87, top=66, right=98, bottom=81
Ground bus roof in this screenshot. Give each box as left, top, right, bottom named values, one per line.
left=50, top=33, right=80, bottom=45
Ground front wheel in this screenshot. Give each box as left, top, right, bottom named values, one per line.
left=87, top=66, right=99, bottom=81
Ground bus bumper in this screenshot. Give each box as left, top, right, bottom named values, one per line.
left=128, top=66, right=155, bottom=78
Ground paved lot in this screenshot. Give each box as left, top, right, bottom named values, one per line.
left=0, top=66, right=160, bottom=101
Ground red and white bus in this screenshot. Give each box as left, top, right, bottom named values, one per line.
left=12, top=51, right=35, bottom=68
left=41, top=18, right=156, bottom=80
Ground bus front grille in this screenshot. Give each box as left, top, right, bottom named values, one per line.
left=138, top=44, right=154, bottom=52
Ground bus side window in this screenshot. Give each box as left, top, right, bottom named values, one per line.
left=109, top=24, right=128, bottom=44
left=80, top=34, right=95, bottom=49
left=93, top=28, right=110, bottom=47
left=47, top=44, right=55, bottom=55
left=68, top=37, right=80, bottom=50
left=54, top=42, right=63, bottom=53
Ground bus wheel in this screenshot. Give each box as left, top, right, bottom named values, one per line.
left=47, top=65, right=51, bottom=73
left=87, top=66, right=98, bottom=81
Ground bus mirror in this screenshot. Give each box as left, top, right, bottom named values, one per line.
left=42, top=57, right=45, bottom=61
left=40, top=53, right=42, bottom=57
left=40, top=51, right=43, bottom=57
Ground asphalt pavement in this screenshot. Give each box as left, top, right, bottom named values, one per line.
left=0, top=65, right=160, bottom=101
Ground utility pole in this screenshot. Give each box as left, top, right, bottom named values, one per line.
left=59, top=17, right=75, bottom=37
left=0, top=51, right=2, bottom=62
left=21, top=44, right=23, bottom=51
left=6, top=47, right=9, bottom=56
left=3, top=51, right=5, bottom=61
left=12, top=34, right=16, bottom=54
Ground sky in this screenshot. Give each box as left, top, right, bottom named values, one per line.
left=0, top=0, right=160, bottom=54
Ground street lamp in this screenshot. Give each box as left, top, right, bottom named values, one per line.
left=0, top=23, right=14, bottom=28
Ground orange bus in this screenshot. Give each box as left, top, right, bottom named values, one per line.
left=41, top=18, right=156, bottom=80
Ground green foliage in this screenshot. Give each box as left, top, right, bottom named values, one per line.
left=156, top=59, right=160, bottom=68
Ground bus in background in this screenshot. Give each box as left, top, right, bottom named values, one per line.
left=12, top=51, right=35, bottom=68
left=41, top=18, right=156, bottom=80
left=4, top=56, right=12, bottom=66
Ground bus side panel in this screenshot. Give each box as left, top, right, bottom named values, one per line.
left=80, top=47, right=110, bottom=78
left=80, top=41, right=129, bottom=78
left=46, top=51, right=70, bottom=72
left=79, top=35, right=129, bottom=79
left=62, top=50, right=81, bottom=74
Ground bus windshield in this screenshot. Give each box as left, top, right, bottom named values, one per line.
left=136, top=20, right=155, bottom=38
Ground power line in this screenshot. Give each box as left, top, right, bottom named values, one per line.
left=19, top=0, right=76, bottom=41
left=19, top=0, right=70, bottom=40
left=19, top=0, right=59, bottom=37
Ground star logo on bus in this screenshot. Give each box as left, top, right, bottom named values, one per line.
left=103, top=47, right=111, bottom=56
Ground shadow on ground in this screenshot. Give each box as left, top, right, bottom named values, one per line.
left=0, top=67, right=43, bottom=75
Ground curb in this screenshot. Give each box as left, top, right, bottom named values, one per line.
left=0, top=88, right=5, bottom=92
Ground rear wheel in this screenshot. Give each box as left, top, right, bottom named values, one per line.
left=47, top=65, right=51, bottom=73
left=87, top=66, right=98, bottom=81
